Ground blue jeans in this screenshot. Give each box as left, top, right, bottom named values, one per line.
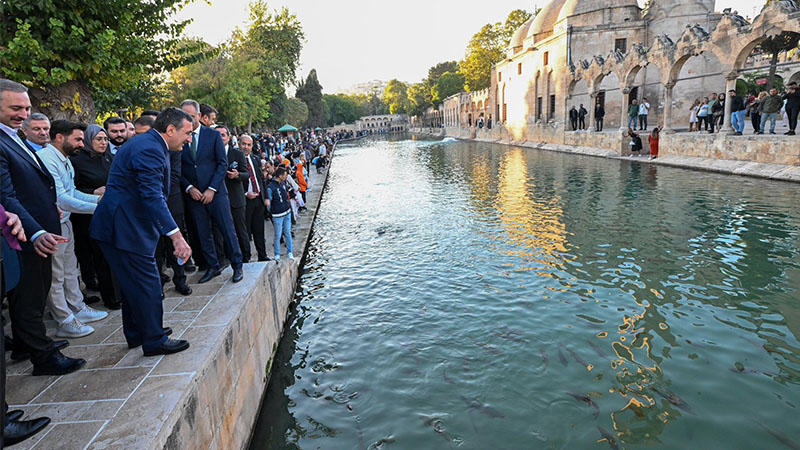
left=731, top=110, right=746, bottom=133
left=627, top=116, right=638, bottom=129
left=272, top=213, right=293, bottom=257
left=760, top=113, right=777, bottom=133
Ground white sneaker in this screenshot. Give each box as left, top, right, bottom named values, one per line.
left=56, top=318, right=94, bottom=338
left=75, top=304, right=108, bottom=323
left=288, top=253, right=294, bottom=260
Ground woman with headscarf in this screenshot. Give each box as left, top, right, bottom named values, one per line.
left=70, top=124, right=120, bottom=310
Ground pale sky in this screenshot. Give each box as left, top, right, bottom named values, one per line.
left=176, top=0, right=764, bottom=94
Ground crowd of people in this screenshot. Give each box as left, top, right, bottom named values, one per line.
left=0, top=78, right=338, bottom=445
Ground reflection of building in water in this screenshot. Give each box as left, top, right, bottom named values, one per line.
left=496, top=148, right=569, bottom=270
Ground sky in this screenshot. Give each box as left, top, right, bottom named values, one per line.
left=176, top=0, right=765, bottom=94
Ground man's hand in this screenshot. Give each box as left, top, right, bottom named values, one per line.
left=170, top=232, right=192, bottom=262
left=5, top=211, right=26, bottom=242
left=201, top=189, right=215, bottom=205
left=33, top=233, right=65, bottom=257
left=57, top=206, right=64, bottom=220
left=246, top=192, right=258, bottom=200
left=188, top=187, right=204, bottom=202
left=226, top=170, right=238, bottom=180
left=93, top=186, right=106, bottom=196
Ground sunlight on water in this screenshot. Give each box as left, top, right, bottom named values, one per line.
left=250, top=136, right=800, bottom=450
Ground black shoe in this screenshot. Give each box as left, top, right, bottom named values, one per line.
left=174, top=283, right=192, bottom=296
left=7, top=410, right=24, bottom=422
left=184, top=263, right=197, bottom=274
left=786, top=131, right=796, bottom=135
left=128, top=328, right=173, bottom=349
left=198, top=268, right=221, bottom=284
left=84, top=295, right=101, bottom=305
left=10, top=350, right=30, bottom=361
left=104, top=301, right=122, bottom=310
left=32, top=351, right=86, bottom=376
left=53, top=339, right=69, bottom=351
left=160, top=273, right=171, bottom=286
left=143, top=338, right=190, bottom=356
left=232, top=266, right=243, bottom=283
left=3, top=416, right=51, bottom=446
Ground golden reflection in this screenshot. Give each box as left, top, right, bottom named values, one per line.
left=494, top=148, right=569, bottom=271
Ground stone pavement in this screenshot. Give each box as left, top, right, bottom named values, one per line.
left=3, top=160, right=332, bottom=449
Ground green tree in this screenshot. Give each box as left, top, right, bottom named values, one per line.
left=423, top=61, right=459, bottom=106
left=0, top=0, right=199, bottom=121
left=459, top=9, right=532, bottom=92
left=406, top=83, right=428, bottom=117
left=384, top=79, right=410, bottom=114
left=755, top=32, right=800, bottom=90
left=432, top=72, right=465, bottom=106
left=323, top=94, right=365, bottom=126
left=283, top=97, right=308, bottom=126
left=295, top=69, right=324, bottom=127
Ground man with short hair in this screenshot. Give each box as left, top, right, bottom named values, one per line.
left=239, top=135, right=269, bottom=261
left=125, top=120, right=135, bottom=140
left=783, top=82, right=800, bottom=136
left=21, top=113, right=51, bottom=151
left=569, top=106, right=578, bottom=131
left=134, top=115, right=155, bottom=134
left=38, top=120, right=108, bottom=338
left=759, top=88, right=782, bottom=135
left=103, top=116, right=128, bottom=155
left=219, top=126, right=250, bottom=262
left=0, top=79, right=85, bottom=375
left=627, top=99, right=639, bottom=130
left=199, top=104, right=218, bottom=127
left=179, top=100, right=243, bottom=283
left=729, top=89, right=746, bottom=135
left=638, top=97, right=650, bottom=131
left=578, top=104, right=588, bottom=130
left=91, top=107, right=193, bottom=356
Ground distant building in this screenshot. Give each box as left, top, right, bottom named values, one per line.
left=355, top=114, right=410, bottom=133
left=341, top=80, right=392, bottom=97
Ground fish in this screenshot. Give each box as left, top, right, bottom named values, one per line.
left=567, top=392, right=600, bottom=418
left=420, top=416, right=458, bottom=443
left=651, top=385, right=695, bottom=415
left=596, top=426, right=620, bottom=450
left=493, top=330, right=528, bottom=343
left=442, top=367, right=456, bottom=385
left=477, top=343, right=505, bottom=356
left=755, top=420, right=800, bottom=450
left=587, top=339, right=609, bottom=358
left=374, top=436, right=396, bottom=447
left=540, top=349, right=549, bottom=372
left=558, top=348, right=568, bottom=367
left=730, top=364, right=780, bottom=378
left=565, top=346, right=589, bottom=368
left=461, top=396, right=505, bottom=418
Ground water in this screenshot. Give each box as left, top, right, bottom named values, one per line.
left=249, top=136, right=800, bottom=450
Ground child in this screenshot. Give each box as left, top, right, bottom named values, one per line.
left=648, top=127, right=659, bottom=160
left=628, top=128, right=643, bottom=157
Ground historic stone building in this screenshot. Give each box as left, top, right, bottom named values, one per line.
left=439, top=0, right=800, bottom=164
left=355, top=114, right=410, bottom=133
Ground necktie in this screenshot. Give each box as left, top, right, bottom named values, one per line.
left=190, top=132, right=198, bottom=159
left=248, top=157, right=259, bottom=195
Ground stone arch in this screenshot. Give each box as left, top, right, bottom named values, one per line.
left=790, top=70, right=800, bottom=84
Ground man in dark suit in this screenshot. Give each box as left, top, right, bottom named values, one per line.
left=218, top=126, right=250, bottom=262
left=239, top=134, right=269, bottom=261
left=91, top=107, right=193, bottom=356
left=179, top=100, right=243, bottom=283
left=0, top=79, right=86, bottom=376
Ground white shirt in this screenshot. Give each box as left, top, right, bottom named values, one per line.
left=638, top=102, right=650, bottom=115
left=38, top=145, right=99, bottom=223
left=245, top=154, right=258, bottom=194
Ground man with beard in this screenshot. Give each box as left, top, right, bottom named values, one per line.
left=103, top=116, right=128, bottom=155
left=38, top=120, right=108, bottom=338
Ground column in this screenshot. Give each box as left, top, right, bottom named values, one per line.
left=721, top=73, right=737, bottom=135
left=662, top=81, right=675, bottom=134
left=587, top=91, right=597, bottom=132
left=620, top=88, right=631, bottom=131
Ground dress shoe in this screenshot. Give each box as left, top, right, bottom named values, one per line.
left=232, top=266, right=244, bottom=283
left=84, top=295, right=101, bottom=304
left=104, top=300, right=122, bottom=310
left=198, top=268, right=221, bottom=284
left=53, top=339, right=69, bottom=351
left=10, top=350, right=30, bottom=361
left=32, top=351, right=86, bottom=376
left=143, top=338, right=190, bottom=356
left=174, top=283, right=192, bottom=296
left=3, top=416, right=51, bottom=446
left=7, top=410, right=24, bottom=422
left=128, top=328, right=173, bottom=349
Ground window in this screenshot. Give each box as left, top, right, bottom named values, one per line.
left=615, top=38, right=627, bottom=53
left=543, top=52, right=549, bottom=66
left=549, top=95, right=556, bottom=119
left=537, top=97, right=543, bottom=120
left=518, top=63, right=522, bottom=75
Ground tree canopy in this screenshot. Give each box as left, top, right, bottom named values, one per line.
left=296, top=69, right=324, bottom=127
left=432, top=72, right=465, bottom=106
left=384, top=79, right=410, bottom=114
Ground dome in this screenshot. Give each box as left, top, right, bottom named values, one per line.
left=556, top=0, right=640, bottom=23
left=509, top=16, right=535, bottom=51
left=528, top=0, right=569, bottom=42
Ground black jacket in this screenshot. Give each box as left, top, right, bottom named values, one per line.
left=71, top=147, right=113, bottom=194
left=225, top=145, right=249, bottom=209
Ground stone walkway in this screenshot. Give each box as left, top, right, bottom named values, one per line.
left=4, top=161, right=331, bottom=449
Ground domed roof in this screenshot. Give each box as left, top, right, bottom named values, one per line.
left=528, top=0, right=569, bottom=41
left=509, top=16, right=535, bottom=50
left=556, top=0, right=640, bottom=23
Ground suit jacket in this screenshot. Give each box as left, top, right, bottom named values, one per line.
left=90, top=129, right=178, bottom=256
left=0, top=132, right=60, bottom=252
left=166, top=149, right=183, bottom=214
left=180, top=125, right=228, bottom=196
left=245, top=153, right=267, bottom=202
left=225, top=146, right=249, bottom=209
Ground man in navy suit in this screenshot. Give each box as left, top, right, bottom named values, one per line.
left=179, top=100, right=243, bottom=283
left=91, top=107, right=193, bottom=356
left=0, top=79, right=86, bottom=375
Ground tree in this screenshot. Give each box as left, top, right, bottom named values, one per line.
left=384, top=79, right=410, bottom=114
left=459, top=9, right=532, bottom=92
left=406, top=83, right=428, bottom=117
left=423, top=61, right=459, bottom=106
left=283, top=97, right=308, bottom=126
left=432, top=72, right=465, bottom=106
left=755, top=32, right=800, bottom=90
left=0, top=0, right=199, bottom=121
left=295, top=69, right=324, bottom=127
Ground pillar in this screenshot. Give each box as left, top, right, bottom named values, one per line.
left=662, top=81, right=675, bottom=134
left=620, top=87, right=631, bottom=131
left=721, top=73, right=737, bottom=135
left=587, top=91, right=598, bottom=132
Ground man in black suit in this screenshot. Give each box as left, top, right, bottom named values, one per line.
left=218, top=126, right=250, bottom=262
left=238, top=135, right=269, bottom=261
left=179, top=100, right=243, bottom=284
left=0, top=79, right=86, bottom=375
